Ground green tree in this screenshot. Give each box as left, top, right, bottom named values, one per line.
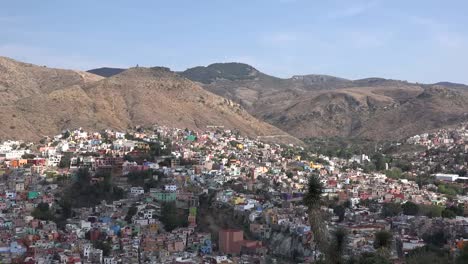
left=351, top=252, right=391, bottom=264
left=160, top=202, right=187, bottom=231
left=385, top=168, right=402, bottom=179
left=93, top=240, right=112, bottom=257
left=362, top=161, right=376, bottom=173
left=372, top=153, right=387, bottom=171
left=125, top=206, right=138, bottom=223
left=402, top=202, right=419, bottom=216
left=62, top=130, right=70, bottom=139
left=124, top=133, right=134, bottom=140
left=441, top=208, right=457, bottom=219
left=457, top=244, right=468, bottom=264
left=333, top=205, right=346, bottom=222
left=59, top=168, right=123, bottom=208
left=423, top=231, right=447, bottom=248
left=381, top=203, right=402, bottom=217
left=58, top=153, right=72, bottom=168
left=437, top=184, right=462, bottom=196
left=126, top=170, right=152, bottom=186
left=446, top=205, right=464, bottom=216
left=419, top=204, right=443, bottom=218
left=393, top=159, right=412, bottom=172
left=455, top=153, right=465, bottom=165
left=328, top=227, right=347, bottom=264
left=303, top=175, right=329, bottom=261
left=374, top=230, right=392, bottom=249
left=406, top=246, right=451, bottom=264
left=32, top=202, right=53, bottom=220
left=58, top=198, right=73, bottom=219
left=303, top=175, right=323, bottom=209
left=76, top=168, right=91, bottom=185
left=143, top=178, right=161, bottom=192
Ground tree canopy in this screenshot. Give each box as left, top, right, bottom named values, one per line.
left=374, top=230, right=393, bottom=249
left=303, top=175, right=323, bottom=210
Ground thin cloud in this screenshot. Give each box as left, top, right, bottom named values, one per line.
left=409, top=16, right=467, bottom=49
left=347, top=31, right=393, bottom=48
left=262, top=32, right=299, bottom=46
left=435, top=32, right=466, bottom=49
left=409, top=16, right=446, bottom=30
left=327, top=0, right=380, bottom=19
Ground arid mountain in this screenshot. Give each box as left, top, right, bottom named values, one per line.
left=180, top=63, right=468, bottom=140
left=0, top=57, right=299, bottom=144
left=0, top=56, right=102, bottom=105
left=87, top=67, right=126, bottom=78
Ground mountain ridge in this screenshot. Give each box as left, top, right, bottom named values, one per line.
left=88, top=62, right=468, bottom=87
left=2, top=57, right=466, bottom=142
left=0, top=57, right=300, bottom=144
left=87, top=62, right=468, bottom=141
left=177, top=63, right=468, bottom=140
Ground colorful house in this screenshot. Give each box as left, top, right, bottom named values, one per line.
left=151, top=191, right=177, bottom=202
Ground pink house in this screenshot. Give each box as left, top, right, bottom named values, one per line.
left=359, top=192, right=370, bottom=200
left=30, top=219, right=40, bottom=229
left=167, top=239, right=185, bottom=252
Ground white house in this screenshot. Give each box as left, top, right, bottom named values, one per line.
left=130, top=187, right=145, bottom=195
left=104, top=257, right=118, bottom=264
left=164, top=185, right=177, bottom=192
left=5, top=150, right=27, bottom=160
left=433, top=173, right=467, bottom=182
left=5, top=191, right=16, bottom=199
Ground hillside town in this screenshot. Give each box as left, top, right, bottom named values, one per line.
left=0, top=124, right=467, bottom=263
left=405, top=123, right=468, bottom=180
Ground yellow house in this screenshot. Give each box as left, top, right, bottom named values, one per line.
left=309, top=162, right=323, bottom=170
left=257, top=166, right=268, bottom=174
left=295, top=183, right=305, bottom=190
left=135, top=142, right=150, bottom=150
left=264, top=209, right=278, bottom=224
left=149, top=223, right=159, bottom=233
left=236, top=143, right=244, bottom=150
left=232, top=196, right=245, bottom=205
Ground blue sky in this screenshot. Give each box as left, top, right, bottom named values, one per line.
left=1, top=0, right=468, bottom=83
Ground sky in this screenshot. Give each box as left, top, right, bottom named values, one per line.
left=1, top=0, right=468, bottom=83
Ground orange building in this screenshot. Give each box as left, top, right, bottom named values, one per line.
left=219, top=229, right=244, bottom=255
left=10, top=159, right=28, bottom=168
left=456, top=239, right=468, bottom=249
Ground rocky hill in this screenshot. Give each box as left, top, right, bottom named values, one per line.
left=0, top=56, right=102, bottom=105
left=87, top=67, right=125, bottom=78
left=180, top=63, right=468, bottom=141
left=0, top=57, right=299, bottom=143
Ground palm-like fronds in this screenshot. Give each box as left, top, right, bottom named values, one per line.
left=303, top=175, right=323, bottom=210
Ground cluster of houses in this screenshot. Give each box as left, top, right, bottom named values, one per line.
left=0, top=125, right=467, bottom=263
left=404, top=123, right=468, bottom=180
left=406, top=123, right=468, bottom=149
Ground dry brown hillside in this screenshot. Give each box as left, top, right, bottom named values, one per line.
left=180, top=63, right=468, bottom=140
left=0, top=57, right=299, bottom=144
left=0, top=56, right=102, bottom=105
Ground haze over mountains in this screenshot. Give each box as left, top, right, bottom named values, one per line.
left=0, top=57, right=297, bottom=143
left=89, top=62, right=468, bottom=141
